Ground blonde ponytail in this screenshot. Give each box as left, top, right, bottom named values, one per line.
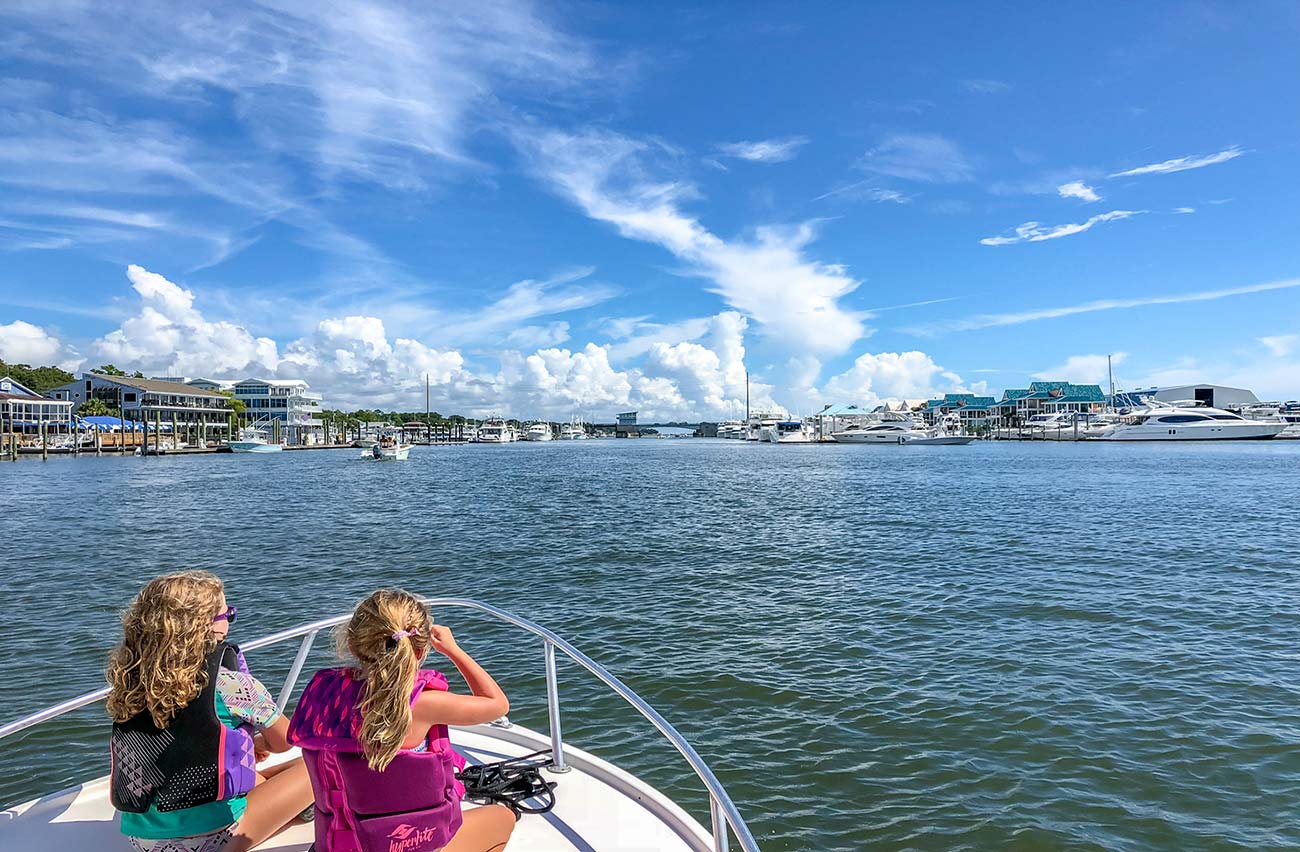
left=342, top=590, right=433, bottom=771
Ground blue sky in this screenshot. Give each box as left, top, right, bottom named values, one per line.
left=1, top=1, right=1297, bottom=417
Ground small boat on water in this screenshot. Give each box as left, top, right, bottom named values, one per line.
left=226, top=426, right=283, bottom=453
left=522, top=422, right=554, bottom=442
left=0, top=598, right=759, bottom=852
left=371, top=433, right=412, bottom=460
left=559, top=418, right=588, bottom=440
left=760, top=419, right=815, bottom=443
left=833, top=413, right=974, bottom=445
left=475, top=416, right=517, bottom=443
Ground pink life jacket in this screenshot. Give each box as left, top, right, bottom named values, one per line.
left=288, top=668, right=466, bottom=852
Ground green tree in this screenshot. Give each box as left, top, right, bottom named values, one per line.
left=78, top=397, right=118, bottom=417
left=215, top=389, right=246, bottom=415
left=0, top=360, right=75, bottom=395
left=96, top=364, right=127, bottom=376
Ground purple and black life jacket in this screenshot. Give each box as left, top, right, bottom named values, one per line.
left=110, top=641, right=259, bottom=813
left=288, top=667, right=466, bottom=852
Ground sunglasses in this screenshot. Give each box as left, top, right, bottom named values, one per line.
left=213, top=605, right=238, bottom=625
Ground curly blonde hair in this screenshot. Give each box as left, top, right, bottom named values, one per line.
left=106, top=571, right=225, bottom=728
left=341, top=590, right=432, bottom=771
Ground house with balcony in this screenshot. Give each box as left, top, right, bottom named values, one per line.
left=920, top=393, right=996, bottom=429
left=47, top=374, right=233, bottom=435
left=988, top=382, right=1105, bottom=427
left=231, top=378, right=324, bottom=445
left=0, top=376, right=74, bottom=434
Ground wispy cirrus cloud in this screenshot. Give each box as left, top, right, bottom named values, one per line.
left=519, top=127, right=867, bottom=355
left=1259, top=334, right=1298, bottom=357
left=811, top=179, right=911, bottom=204
left=980, top=209, right=1143, bottom=246
left=961, top=78, right=1011, bottom=94
left=716, top=136, right=809, bottom=163
left=860, top=133, right=974, bottom=183
left=1109, top=145, right=1243, bottom=177
left=1057, top=181, right=1100, bottom=202
left=905, top=279, right=1300, bottom=335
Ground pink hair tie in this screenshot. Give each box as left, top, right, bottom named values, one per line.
left=391, top=628, right=420, bottom=641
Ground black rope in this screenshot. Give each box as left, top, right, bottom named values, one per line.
left=456, top=749, right=558, bottom=821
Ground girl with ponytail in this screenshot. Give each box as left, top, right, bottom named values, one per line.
left=289, top=590, right=514, bottom=852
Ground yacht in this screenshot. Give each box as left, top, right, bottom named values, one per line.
left=474, top=417, right=517, bottom=443
left=0, top=598, right=760, bottom=852
left=833, top=414, right=973, bottom=445
left=760, top=419, right=815, bottom=443
left=226, top=425, right=282, bottom=453
left=716, top=420, right=744, bottom=439
left=1241, top=401, right=1300, bottom=438
left=1097, top=402, right=1287, bottom=441
left=744, top=412, right=783, bottom=441
left=559, top=418, right=588, bottom=440
left=1018, top=411, right=1088, bottom=440
left=522, top=422, right=554, bottom=442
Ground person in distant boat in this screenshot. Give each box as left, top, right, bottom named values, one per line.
left=288, top=590, right=515, bottom=852
left=107, top=570, right=314, bottom=852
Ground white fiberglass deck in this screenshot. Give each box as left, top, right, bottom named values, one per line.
left=2, top=722, right=713, bottom=852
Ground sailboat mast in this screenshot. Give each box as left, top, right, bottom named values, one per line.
left=1107, top=354, right=1115, bottom=406
left=745, top=368, right=750, bottom=422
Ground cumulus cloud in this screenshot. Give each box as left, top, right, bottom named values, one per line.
left=1109, top=146, right=1243, bottom=178
left=1057, top=181, right=1100, bottom=202
left=1032, top=352, right=1127, bottom=385
left=0, top=320, right=83, bottom=370
left=860, top=133, right=974, bottom=183
left=980, top=210, right=1143, bottom=246
left=821, top=350, right=965, bottom=405
left=519, top=128, right=867, bottom=355
left=716, top=136, right=809, bottom=163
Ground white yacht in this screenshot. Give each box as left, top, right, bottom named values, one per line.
left=760, top=419, right=815, bottom=443
left=1241, top=401, right=1300, bottom=438
left=744, top=412, right=784, bottom=441
left=523, top=422, right=554, bottom=442
left=716, top=420, right=744, bottom=439
left=1018, top=411, right=1088, bottom=440
left=226, top=425, right=282, bottom=453
left=0, top=598, right=759, bottom=852
left=475, top=417, right=517, bottom=443
left=1097, top=401, right=1287, bottom=441
left=832, top=415, right=930, bottom=443
left=559, top=419, right=588, bottom=440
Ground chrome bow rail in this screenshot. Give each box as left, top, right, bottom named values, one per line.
left=0, top=597, right=758, bottom=852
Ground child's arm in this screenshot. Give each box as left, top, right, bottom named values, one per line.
left=415, top=625, right=509, bottom=726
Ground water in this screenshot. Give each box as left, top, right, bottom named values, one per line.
left=2, top=440, right=1299, bottom=851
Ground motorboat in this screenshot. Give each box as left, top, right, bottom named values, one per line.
left=1097, top=401, right=1287, bottom=441
left=0, top=598, right=759, bottom=852
left=371, top=433, right=412, bottom=460
left=559, top=419, right=588, bottom=440
left=475, top=417, right=517, bottom=443
left=1241, top=401, right=1300, bottom=438
left=832, top=414, right=930, bottom=444
left=523, top=422, right=554, bottom=442
left=226, top=426, right=282, bottom=453
left=744, top=413, right=783, bottom=441
left=1018, top=411, right=1088, bottom=440
left=760, top=420, right=815, bottom=443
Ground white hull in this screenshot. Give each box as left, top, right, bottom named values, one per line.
left=227, top=440, right=282, bottom=453
left=1098, top=423, right=1285, bottom=441
left=906, top=435, right=976, bottom=446
left=523, top=428, right=554, bottom=442
left=832, top=429, right=930, bottom=444
left=1, top=723, right=715, bottom=852
left=372, top=444, right=412, bottom=460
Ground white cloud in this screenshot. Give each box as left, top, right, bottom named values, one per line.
left=1173, top=206, right=1196, bottom=214
left=961, top=79, right=1011, bottom=94
left=1259, top=334, right=1298, bottom=357
left=860, top=133, right=973, bottom=183
left=907, top=278, right=1300, bottom=335
left=1032, top=352, right=1127, bottom=385
left=811, top=180, right=912, bottom=204
left=716, top=136, right=809, bottom=163
left=0, top=320, right=83, bottom=370
left=1057, top=181, right=1100, bottom=202
left=520, top=128, right=867, bottom=355
left=506, top=322, right=570, bottom=348
left=980, top=210, right=1143, bottom=246
left=821, top=350, right=964, bottom=405
left=1109, top=146, right=1243, bottom=178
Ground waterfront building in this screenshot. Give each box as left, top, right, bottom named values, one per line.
left=185, top=377, right=235, bottom=393
left=47, top=374, right=232, bottom=436
left=230, top=377, right=324, bottom=445
left=921, top=394, right=996, bottom=429
left=0, top=376, right=74, bottom=432
left=616, top=411, right=639, bottom=438
left=810, top=402, right=874, bottom=440
left=988, top=382, right=1105, bottom=427
left=1111, top=383, right=1259, bottom=411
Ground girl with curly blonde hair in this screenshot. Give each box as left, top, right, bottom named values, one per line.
left=107, top=571, right=313, bottom=852
left=289, top=590, right=515, bottom=852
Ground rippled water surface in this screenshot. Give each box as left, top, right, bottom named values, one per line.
left=3, top=440, right=1300, bottom=850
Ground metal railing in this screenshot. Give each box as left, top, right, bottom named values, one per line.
left=0, top=598, right=758, bottom=852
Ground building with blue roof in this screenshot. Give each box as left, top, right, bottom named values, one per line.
left=989, top=382, right=1105, bottom=426
left=922, top=393, right=997, bottom=428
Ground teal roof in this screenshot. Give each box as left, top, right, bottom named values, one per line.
left=817, top=403, right=872, bottom=416
left=927, top=393, right=995, bottom=410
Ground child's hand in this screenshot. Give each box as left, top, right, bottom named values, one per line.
left=253, top=733, right=270, bottom=763
left=429, top=624, right=460, bottom=656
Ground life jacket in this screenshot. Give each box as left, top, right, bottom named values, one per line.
left=288, top=668, right=466, bottom=852
left=110, top=641, right=259, bottom=813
